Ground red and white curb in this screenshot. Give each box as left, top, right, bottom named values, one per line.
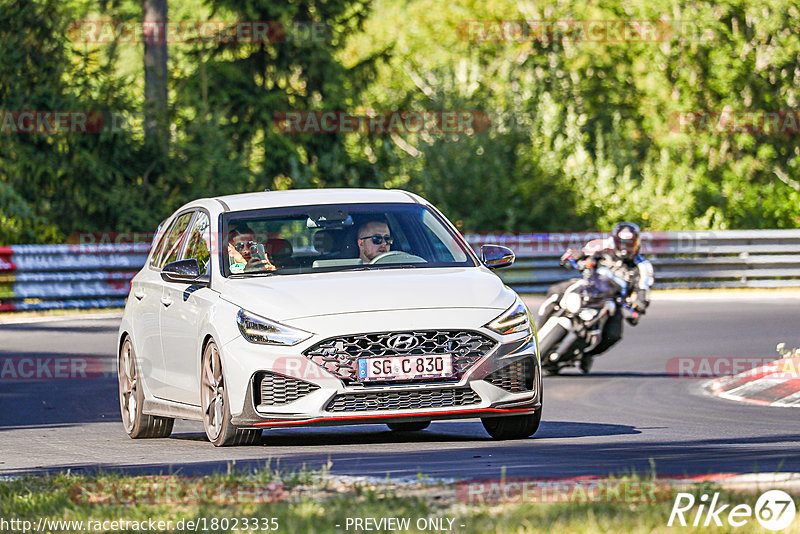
left=709, top=356, right=800, bottom=407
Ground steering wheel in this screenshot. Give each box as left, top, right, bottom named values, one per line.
left=369, top=250, right=427, bottom=265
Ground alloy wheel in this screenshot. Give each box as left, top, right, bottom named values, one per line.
left=118, top=338, right=138, bottom=433
left=202, top=342, right=225, bottom=440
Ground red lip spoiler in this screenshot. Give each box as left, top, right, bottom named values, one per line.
left=252, top=406, right=535, bottom=427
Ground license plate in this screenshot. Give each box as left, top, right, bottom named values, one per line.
left=357, top=355, right=454, bottom=381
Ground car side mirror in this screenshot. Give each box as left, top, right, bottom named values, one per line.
left=161, top=259, right=209, bottom=285
left=481, top=245, right=515, bottom=270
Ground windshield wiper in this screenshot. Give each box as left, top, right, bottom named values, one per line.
left=338, top=264, right=419, bottom=272
left=228, top=271, right=277, bottom=278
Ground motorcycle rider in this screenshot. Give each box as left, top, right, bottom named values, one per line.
left=537, top=222, right=654, bottom=372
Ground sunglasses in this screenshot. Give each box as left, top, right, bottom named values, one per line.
left=233, top=240, right=258, bottom=252
left=359, top=234, right=393, bottom=245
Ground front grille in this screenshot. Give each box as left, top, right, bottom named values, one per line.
left=484, top=359, right=535, bottom=393
left=304, top=330, right=496, bottom=383
left=326, top=387, right=481, bottom=413
left=256, top=372, right=320, bottom=406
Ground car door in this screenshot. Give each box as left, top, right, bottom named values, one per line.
left=129, top=213, right=190, bottom=397
left=138, top=210, right=195, bottom=399
left=159, top=210, right=217, bottom=406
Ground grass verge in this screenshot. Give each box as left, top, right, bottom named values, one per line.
left=1, top=468, right=798, bottom=533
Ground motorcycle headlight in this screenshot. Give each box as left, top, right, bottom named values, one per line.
left=563, top=292, right=582, bottom=314
left=236, top=309, right=312, bottom=346
left=486, top=296, right=533, bottom=336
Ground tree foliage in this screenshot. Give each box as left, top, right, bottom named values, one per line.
left=1, top=0, right=799, bottom=243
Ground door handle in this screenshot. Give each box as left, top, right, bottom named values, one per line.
left=133, top=289, right=145, bottom=300
left=160, top=296, right=173, bottom=307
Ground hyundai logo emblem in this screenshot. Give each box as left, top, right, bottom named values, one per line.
left=386, top=334, right=420, bottom=351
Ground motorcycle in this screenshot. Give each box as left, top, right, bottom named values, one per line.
left=535, top=258, right=641, bottom=375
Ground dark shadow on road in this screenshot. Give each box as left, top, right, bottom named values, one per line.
left=545, top=371, right=681, bottom=378
left=170, top=419, right=640, bottom=446
left=534, top=421, right=642, bottom=438
left=0, top=376, right=118, bottom=429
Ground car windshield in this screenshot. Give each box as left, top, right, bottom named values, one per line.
left=221, top=202, right=476, bottom=277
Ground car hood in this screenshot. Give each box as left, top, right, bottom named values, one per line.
left=219, top=267, right=514, bottom=321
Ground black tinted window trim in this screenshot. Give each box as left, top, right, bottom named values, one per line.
left=149, top=209, right=196, bottom=271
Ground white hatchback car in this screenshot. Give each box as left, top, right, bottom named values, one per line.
left=118, top=189, right=542, bottom=446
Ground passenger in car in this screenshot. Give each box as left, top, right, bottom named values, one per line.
left=356, top=220, right=393, bottom=263
left=313, top=230, right=336, bottom=255
left=227, top=224, right=277, bottom=273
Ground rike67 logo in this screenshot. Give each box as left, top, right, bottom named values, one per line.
left=668, top=489, right=796, bottom=530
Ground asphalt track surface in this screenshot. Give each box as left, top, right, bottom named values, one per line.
left=1, top=292, right=800, bottom=480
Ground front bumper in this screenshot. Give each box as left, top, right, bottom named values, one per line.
left=227, top=334, right=541, bottom=429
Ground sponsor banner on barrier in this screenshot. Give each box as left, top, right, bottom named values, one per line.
left=12, top=298, right=127, bottom=311
left=12, top=254, right=148, bottom=272
left=0, top=282, right=14, bottom=299
left=0, top=252, right=15, bottom=272
left=11, top=243, right=151, bottom=254
left=13, top=281, right=131, bottom=299
left=13, top=271, right=136, bottom=283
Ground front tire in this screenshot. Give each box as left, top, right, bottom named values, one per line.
left=118, top=336, right=174, bottom=438
left=201, top=340, right=261, bottom=447
left=481, top=409, right=542, bottom=440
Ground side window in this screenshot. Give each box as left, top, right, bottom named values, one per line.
left=154, top=212, right=194, bottom=269
left=149, top=222, right=170, bottom=268
left=183, top=212, right=211, bottom=275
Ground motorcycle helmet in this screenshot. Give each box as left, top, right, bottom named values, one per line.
left=611, top=222, right=641, bottom=259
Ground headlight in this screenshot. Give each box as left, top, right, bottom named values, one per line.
left=236, top=309, right=312, bottom=346
left=486, top=296, right=533, bottom=336
left=563, top=292, right=582, bottom=314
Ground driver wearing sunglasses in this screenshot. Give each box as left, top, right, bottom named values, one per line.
left=357, top=220, right=393, bottom=263
left=227, top=224, right=276, bottom=273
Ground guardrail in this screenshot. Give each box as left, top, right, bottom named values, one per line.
left=466, top=229, right=800, bottom=293
left=0, top=244, right=148, bottom=311
left=1, top=230, right=798, bottom=311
